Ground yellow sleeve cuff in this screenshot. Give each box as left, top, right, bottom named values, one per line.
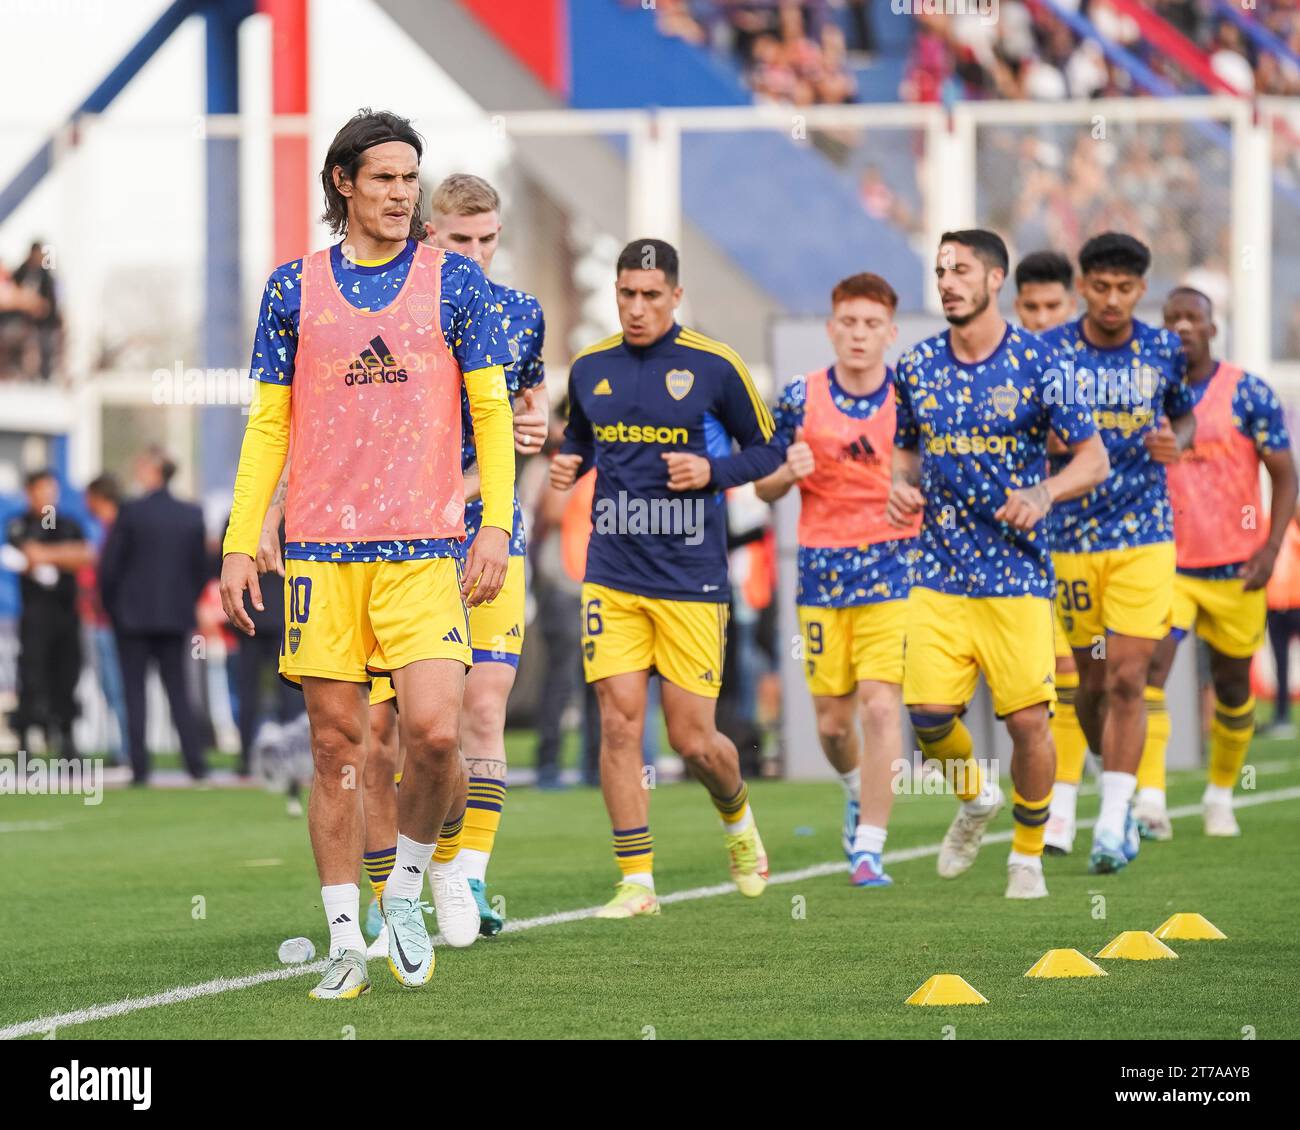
left=223, top=381, right=291, bottom=558
left=464, top=364, right=516, bottom=533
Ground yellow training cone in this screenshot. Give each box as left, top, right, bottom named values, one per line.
left=1153, top=913, right=1227, bottom=941
left=1096, top=931, right=1179, bottom=960
left=1024, top=948, right=1108, bottom=978
left=905, top=974, right=988, bottom=1006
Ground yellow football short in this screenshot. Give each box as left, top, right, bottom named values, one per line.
left=1172, top=572, right=1268, bottom=659
left=1053, top=608, right=1073, bottom=660
left=580, top=582, right=727, bottom=699
left=798, top=600, right=907, bottom=697
left=280, top=557, right=471, bottom=685
left=469, top=554, right=526, bottom=666
left=1052, top=542, right=1176, bottom=649
left=903, top=587, right=1057, bottom=717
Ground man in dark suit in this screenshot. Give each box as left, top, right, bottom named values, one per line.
left=99, top=448, right=209, bottom=784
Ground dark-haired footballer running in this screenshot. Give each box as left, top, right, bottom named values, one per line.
left=1040, top=233, right=1197, bottom=874
left=550, top=238, right=783, bottom=918
left=888, top=229, right=1108, bottom=900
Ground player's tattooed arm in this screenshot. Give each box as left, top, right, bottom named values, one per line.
left=886, top=447, right=925, bottom=527
left=464, top=757, right=506, bottom=780
left=1040, top=432, right=1109, bottom=506
left=995, top=481, right=1055, bottom=530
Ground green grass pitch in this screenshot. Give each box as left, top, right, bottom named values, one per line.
left=3, top=737, right=1298, bottom=1039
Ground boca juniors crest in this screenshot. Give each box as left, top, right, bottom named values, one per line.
left=288, top=626, right=302, bottom=655
left=990, top=383, right=1021, bottom=418
left=665, top=368, right=694, bottom=401
left=406, top=293, right=436, bottom=327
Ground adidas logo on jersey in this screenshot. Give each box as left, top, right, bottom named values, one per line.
left=345, top=334, right=409, bottom=387
left=593, top=378, right=612, bottom=395
left=506, top=624, right=521, bottom=637
left=699, top=670, right=715, bottom=683
left=839, top=434, right=878, bottom=464
left=443, top=627, right=465, bottom=644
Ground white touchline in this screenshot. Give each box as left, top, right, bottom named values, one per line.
left=4, top=784, right=1298, bottom=1040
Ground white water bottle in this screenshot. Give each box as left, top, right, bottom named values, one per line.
left=278, top=937, right=316, bottom=964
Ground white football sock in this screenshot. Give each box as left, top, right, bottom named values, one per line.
left=1050, top=781, right=1078, bottom=823
left=963, top=774, right=1000, bottom=814
left=459, top=847, right=490, bottom=883
left=385, top=833, right=435, bottom=900
left=1203, top=783, right=1233, bottom=806
left=1007, top=850, right=1043, bottom=870
left=722, top=806, right=753, bottom=833
left=853, top=823, right=887, bottom=855
left=623, top=871, right=655, bottom=892
left=323, top=883, right=366, bottom=954
left=1096, top=771, right=1137, bottom=841
left=1136, top=786, right=1166, bottom=810
left=838, top=766, right=861, bottom=801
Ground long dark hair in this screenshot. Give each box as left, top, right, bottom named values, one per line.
left=320, top=109, right=425, bottom=240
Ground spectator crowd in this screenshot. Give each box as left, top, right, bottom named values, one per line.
left=0, top=241, right=60, bottom=381
left=637, top=0, right=869, bottom=105
left=901, top=1, right=1300, bottom=105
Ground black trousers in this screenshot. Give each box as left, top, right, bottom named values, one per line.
left=13, top=605, right=81, bottom=750
left=1267, top=608, right=1300, bottom=722
left=116, top=631, right=207, bottom=783
left=532, top=577, right=583, bottom=782
left=235, top=630, right=302, bottom=775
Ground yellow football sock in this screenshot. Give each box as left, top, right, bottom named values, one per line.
left=462, top=777, right=506, bottom=856
left=1136, top=685, right=1169, bottom=794
left=1052, top=671, right=1088, bottom=786
left=1208, top=696, right=1255, bottom=790
left=433, top=809, right=464, bottom=864
left=711, top=781, right=750, bottom=826
left=1011, top=790, right=1052, bottom=857
left=912, top=713, right=982, bottom=802
left=362, top=846, right=395, bottom=907
left=612, top=826, right=654, bottom=877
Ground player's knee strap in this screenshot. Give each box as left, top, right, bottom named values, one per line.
left=909, top=710, right=957, bottom=741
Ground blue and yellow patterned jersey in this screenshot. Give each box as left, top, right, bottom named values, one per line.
left=894, top=324, right=1096, bottom=599
left=460, top=281, right=546, bottom=557
left=1042, top=317, right=1194, bottom=554
left=250, top=239, right=511, bottom=563
left=561, top=323, right=781, bottom=602
left=773, top=368, right=916, bottom=607
left=1179, top=363, right=1293, bottom=580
